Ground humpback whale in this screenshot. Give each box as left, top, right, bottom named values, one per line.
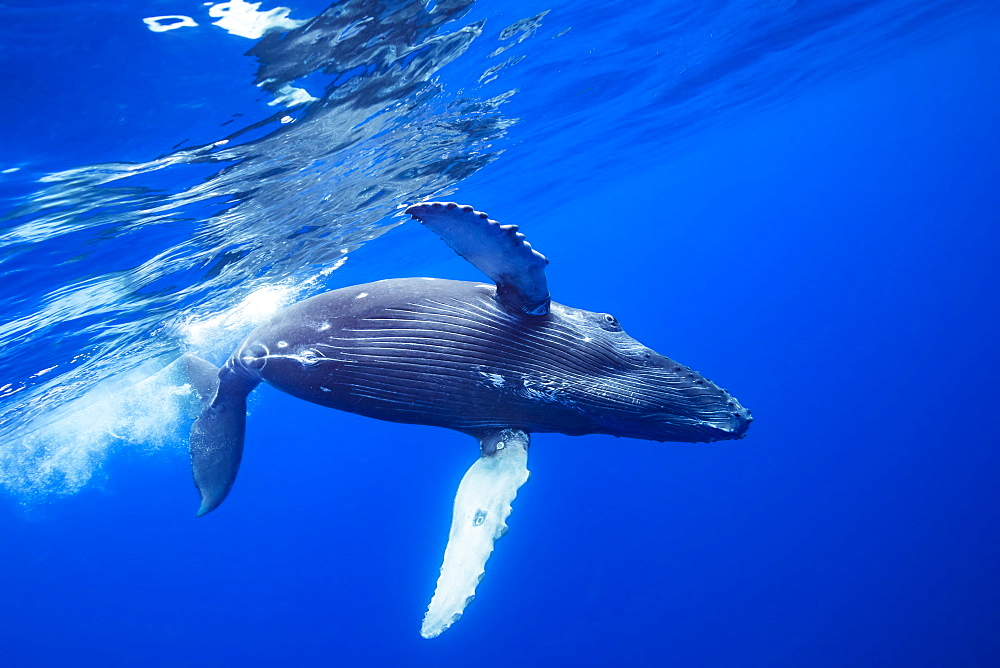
left=188, top=202, right=752, bottom=638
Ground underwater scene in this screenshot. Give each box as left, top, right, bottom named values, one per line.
left=1, top=0, right=998, bottom=665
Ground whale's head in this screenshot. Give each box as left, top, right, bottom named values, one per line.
left=552, top=305, right=752, bottom=443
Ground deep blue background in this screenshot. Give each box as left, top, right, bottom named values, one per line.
left=1, top=5, right=998, bottom=667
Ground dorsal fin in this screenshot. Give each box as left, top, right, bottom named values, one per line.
left=406, top=202, right=550, bottom=315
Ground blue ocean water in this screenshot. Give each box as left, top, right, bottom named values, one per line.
left=1, top=0, right=998, bottom=665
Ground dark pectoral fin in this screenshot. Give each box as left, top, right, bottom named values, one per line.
left=189, top=370, right=255, bottom=517
left=406, top=202, right=550, bottom=315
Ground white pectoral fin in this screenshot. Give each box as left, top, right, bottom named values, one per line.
left=421, top=429, right=531, bottom=639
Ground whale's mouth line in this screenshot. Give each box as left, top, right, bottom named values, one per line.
left=640, top=412, right=752, bottom=441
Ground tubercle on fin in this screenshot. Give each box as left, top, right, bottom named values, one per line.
left=406, top=201, right=491, bottom=221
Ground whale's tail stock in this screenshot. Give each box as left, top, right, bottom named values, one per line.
left=168, top=354, right=257, bottom=517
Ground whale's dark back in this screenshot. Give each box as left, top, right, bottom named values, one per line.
left=229, top=278, right=751, bottom=442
